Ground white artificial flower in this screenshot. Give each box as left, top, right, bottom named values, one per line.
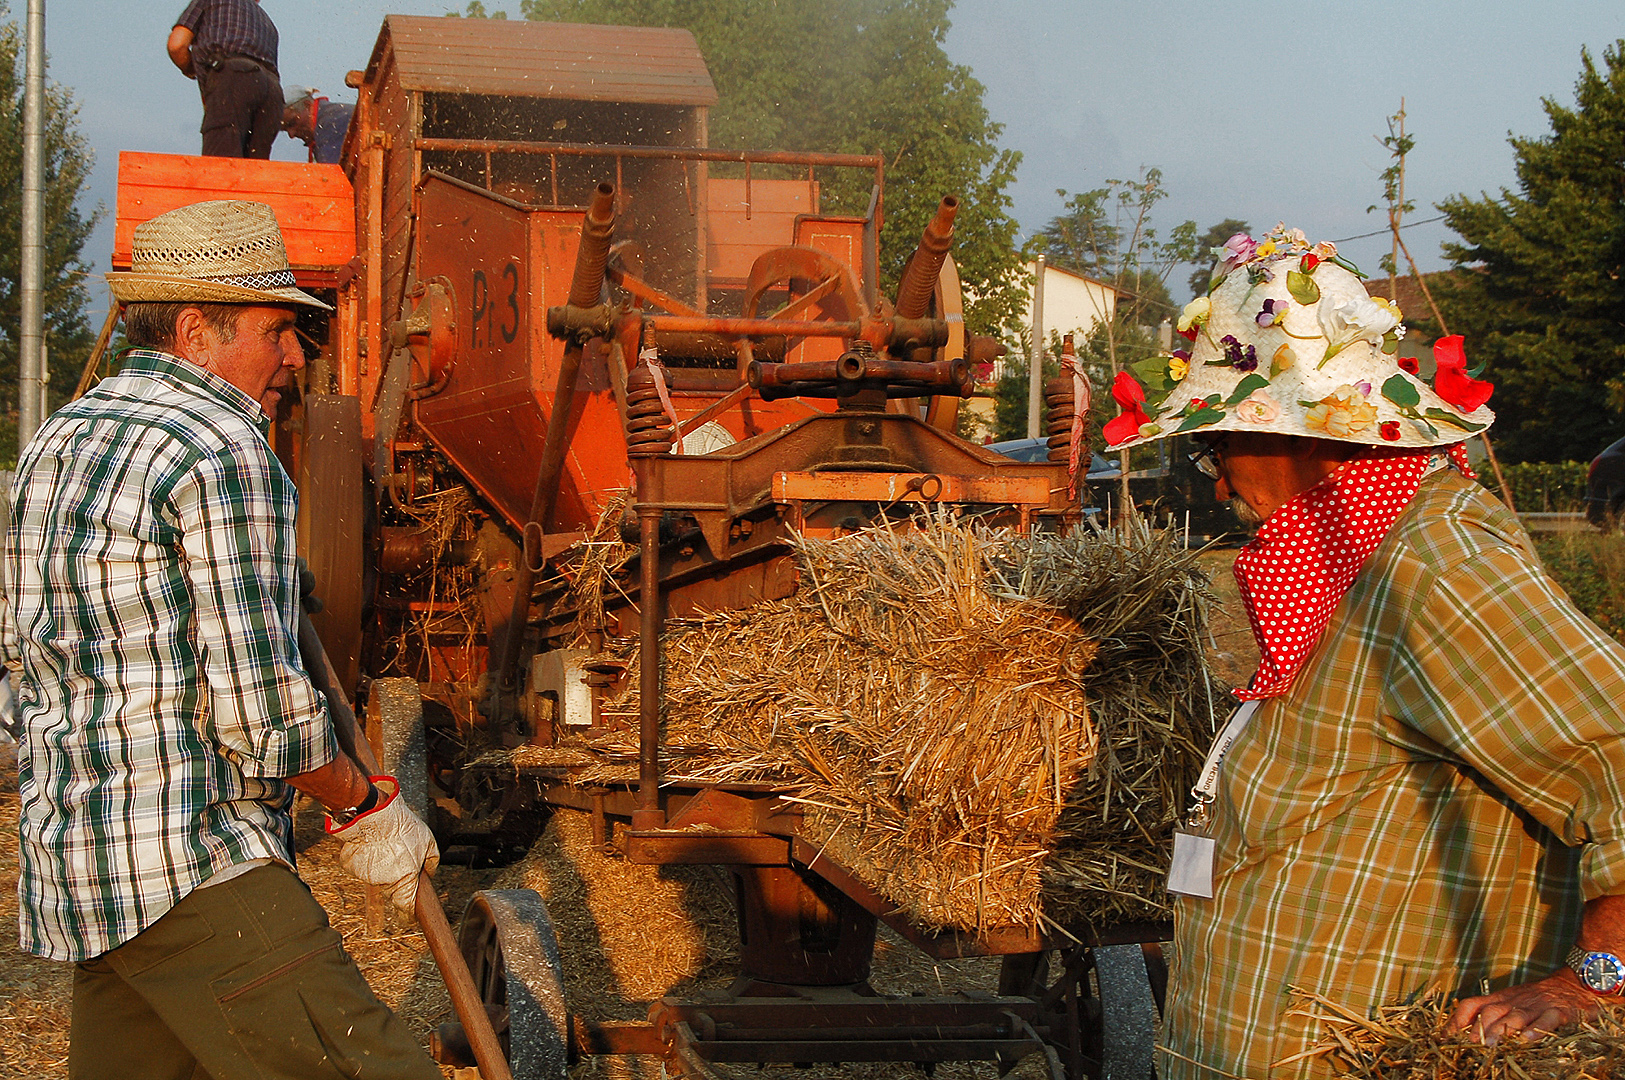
left=1317, top=294, right=1401, bottom=364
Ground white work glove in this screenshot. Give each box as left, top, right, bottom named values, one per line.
left=325, top=776, right=440, bottom=916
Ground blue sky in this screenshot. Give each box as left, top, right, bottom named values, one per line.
left=30, top=0, right=1625, bottom=305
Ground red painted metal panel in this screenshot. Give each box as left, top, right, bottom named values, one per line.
left=413, top=176, right=550, bottom=529
left=113, top=152, right=355, bottom=272
left=771, top=471, right=1053, bottom=506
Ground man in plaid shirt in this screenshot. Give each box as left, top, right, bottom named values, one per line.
left=1105, top=230, right=1625, bottom=1077
left=2, top=201, right=441, bottom=1079
left=167, top=0, right=283, bottom=158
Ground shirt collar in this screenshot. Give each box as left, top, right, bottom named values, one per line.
left=114, top=349, right=272, bottom=436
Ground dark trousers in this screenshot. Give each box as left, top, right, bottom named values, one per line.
left=68, top=863, right=440, bottom=1080
left=197, top=58, right=282, bottom=159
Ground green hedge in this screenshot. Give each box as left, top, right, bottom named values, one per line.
left=1534, top=532, right=1625, bottom=645
left=1482, top=460, right=1589, bottom=513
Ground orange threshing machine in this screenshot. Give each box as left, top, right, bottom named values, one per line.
left=110, top=16, right=1163, bottom=1079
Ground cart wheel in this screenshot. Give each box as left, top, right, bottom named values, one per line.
left=998, top=943, right=1164, bottom=1080
left=459, top=889, right=570, bottom=1080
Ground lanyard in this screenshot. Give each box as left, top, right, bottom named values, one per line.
left=1185, top=700, right=1259, bottom=832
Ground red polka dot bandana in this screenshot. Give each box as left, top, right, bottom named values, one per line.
left=1232, top=444, right=1474, bottom=700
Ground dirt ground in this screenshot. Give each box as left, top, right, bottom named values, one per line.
left=0, top=546, right=1258, bottom=1079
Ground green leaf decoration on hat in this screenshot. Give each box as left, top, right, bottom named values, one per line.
left=1423, top=408, right=1487, bottom=433
left=1175, top=395, right=1226, bottom=432
left=1286, top=270, right=1321, bottom=306
left=1381, top=374, right=1421, bottom=409
left=1222, top=373, right=1271, bottom=407
left=1381, top=330, right=1400, bottom=355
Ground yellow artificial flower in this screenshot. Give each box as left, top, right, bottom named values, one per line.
left=1177, top=296, right=1210, bottom=333
left=1304, top=384, right=1378, bottom=438
left=1271, top=343, right=1296, bottom=376
left=1167, top=354, right=1190, bottom=382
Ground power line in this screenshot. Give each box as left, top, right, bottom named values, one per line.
left=1330, top=214, right=1447, bottom=244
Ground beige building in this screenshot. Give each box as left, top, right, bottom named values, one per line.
left=993, top=261, right=1125, bottom=380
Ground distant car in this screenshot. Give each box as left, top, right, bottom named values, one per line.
left=986, top=437, right=1119, bottom=477
left=1586, top=436, right=1625, bottom=528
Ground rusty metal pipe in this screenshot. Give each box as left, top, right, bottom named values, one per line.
left=570, top=183, right=617, bottom=307
left=495, top=186, right=617, bottom=694
left=748, top=357, right=969, bottom=393
left=649, top=314, right=863, bottom=339
left=636, top=506, right=661, bottom=812
left=894, top=196, right=959, bottom=320
left=415, top=137, right=883, bottom=172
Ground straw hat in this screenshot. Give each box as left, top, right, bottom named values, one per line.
left=1106, top=225, right=1491, bottom=450
left=106, top=200, right=331, bottom=311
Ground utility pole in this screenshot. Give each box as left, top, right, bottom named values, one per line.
left=19, top=0, right=47, bottom=446
left=1027, top=255, right=1045, bottom=439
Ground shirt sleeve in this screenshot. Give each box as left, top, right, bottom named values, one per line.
left=1385, top=542, right=1625, bottom=900
left=170, top=437, right=336, bottom=781
left=173, top=0, right=207, bottom=32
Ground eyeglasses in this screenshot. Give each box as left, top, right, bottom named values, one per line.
left=1188, top=437, right=1228, bottom=480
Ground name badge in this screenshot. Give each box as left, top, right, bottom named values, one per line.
left=1167, top=827, right=1215, bottom=899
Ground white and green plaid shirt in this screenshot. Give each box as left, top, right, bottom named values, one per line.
left=1162, top=471, right=1625, bottom=1079
left=1, top=350, right=336, bottom=962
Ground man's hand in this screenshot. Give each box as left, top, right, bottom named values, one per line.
left=1449, top=894, right=1625, bottom=1044
left=326, top=777, right=440, bottom=916
left=1447, top=971, right=1599, bottom=1044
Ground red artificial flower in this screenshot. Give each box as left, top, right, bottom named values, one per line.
left=1397, top=356, right=1419, bottom=375
left=1431, top=335, right=1493, bottom=413
left=1102, top=371, right=1152, bottom=446
left=1379, top=421, right=1401, bottom=442
left=1300, top=253, right=1321, bottom=272
left=1178, top=325, right=1199, bottom=342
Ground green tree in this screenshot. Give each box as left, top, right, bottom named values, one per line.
left=447, top=2, right=509, bottom=16
left=1186, top=218, right=1249, bottom=299
left=1029, top=172, right=1198, bottom=329
left=1437, top=41, right=1625, bottom=462
left=517, top=0, right=1025, bottom=336
left=0, top=0, right=100, bottom=449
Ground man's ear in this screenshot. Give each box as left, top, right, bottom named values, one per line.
left=172, top=307, right=212, bottom=364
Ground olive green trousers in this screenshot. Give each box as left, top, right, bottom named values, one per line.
left=68, top=863, right=440, bottom=1080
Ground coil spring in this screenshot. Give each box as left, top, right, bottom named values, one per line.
left=1044, top=374, right=1078, bottom=463
left=625, top=364, right=675, bottom=457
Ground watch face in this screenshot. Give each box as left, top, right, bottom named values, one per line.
left=1580, top=952, right=1625, bottom=994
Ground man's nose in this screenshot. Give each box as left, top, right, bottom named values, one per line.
left=1214, top=475, right=1233, bottom=502
left=281, top=329, right=306, bottom=368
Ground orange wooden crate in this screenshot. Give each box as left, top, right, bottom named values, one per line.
left=113, top=152, right=356, bottom=278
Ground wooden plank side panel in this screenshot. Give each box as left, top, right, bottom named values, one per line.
left=114, top=152, right=355, bottom=270
left=376, top=58, right=415, bottom=331
left=705, top=177, right=815, bottom=283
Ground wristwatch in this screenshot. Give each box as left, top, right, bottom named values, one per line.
left=1566, top=945, right=1625, bottom=995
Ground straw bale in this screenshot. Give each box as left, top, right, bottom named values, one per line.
left=579, top=513, right=1219, bottom=937
left=1287, top=987, right=1625, bottom=1079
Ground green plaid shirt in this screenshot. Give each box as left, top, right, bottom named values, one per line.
left=1, top=350, right=336, bottom=962
left=1162, top=470, right=1625, bottom=1079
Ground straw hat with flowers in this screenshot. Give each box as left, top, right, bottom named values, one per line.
left=1103, top=224, right=1492, bottom=450
left=106, top=200, right=331, bottom=311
